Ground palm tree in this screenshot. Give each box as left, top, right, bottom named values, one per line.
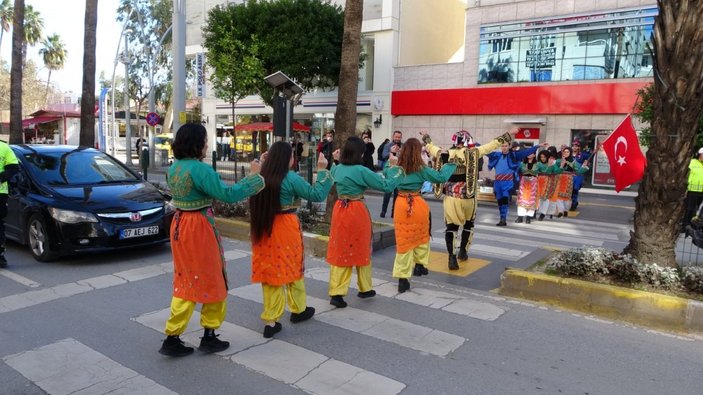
left=39, top=33, right=67, bottom=105
left=0, top=0, right=12, bottom=55
left=22, top=5, right=43, bottom=65
left=80, top=0, right=98, bottom=147
left=9, top=0, right=24, bottom=144
left=624, top=1, right=703, bottom=267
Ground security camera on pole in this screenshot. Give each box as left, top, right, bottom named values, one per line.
left=264, top=71, right=303, bottom=142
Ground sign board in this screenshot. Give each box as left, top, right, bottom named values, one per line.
left=146, top=112, right=160, bottom=127
left=592, top=135, right=616, bottom=187
left=196, top=53, right=205, bottom=97
left=179, top=111, right=187, bottom=124
left=525, top=47, right=556, bottom=68
left=516, top=127, right=540, bottom=139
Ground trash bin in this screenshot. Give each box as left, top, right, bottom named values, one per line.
left=155, top=149, right=170, bottom=167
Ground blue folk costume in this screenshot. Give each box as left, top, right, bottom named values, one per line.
left=571, top=148, right=590, bottom=210
left=487, top=145, right=540, bottom=225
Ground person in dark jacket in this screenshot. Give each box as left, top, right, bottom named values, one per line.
left=361, top=131, right=375, bottom=171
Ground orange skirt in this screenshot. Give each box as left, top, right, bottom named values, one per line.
left=251, top=213, right=304, bottom=286
left=327, top=200, right=372, bottom=267
left=393, top=193, right=430, bottom=254
left=170, top=208, right=227, bottom=304
left=556, top=173, right=574, bottom=201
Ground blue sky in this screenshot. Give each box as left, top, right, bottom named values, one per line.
left=0, top=0, right=123, bottom=95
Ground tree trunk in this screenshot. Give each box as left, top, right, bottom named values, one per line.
left=45, top=69, right=52, bottom=106
left=80, top=0, right=98, bottom=147
left=326, top=0, right=363, bottom=220
left=624, top=1, right=703, bottom=267
left=9, top=0, right=24, bottom=144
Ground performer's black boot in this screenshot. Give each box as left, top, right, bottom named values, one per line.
left=398, top=278, right=410, bottom=293
left=199, top=329, right=230, bottom=353
left=538, top=213, right=545, bottom=221
left=457, top=227, right=472, bottom=261
left=496, top=218, right=507, bottom=226
left=159, top=335, right=194, bottom=357
left=525, top=216, right=531, bottom=224
left=448, top=254, right=459, bottom=270
left=330, top=295, right=347, bottom=308
left=515, top=216, right=523, bottom=223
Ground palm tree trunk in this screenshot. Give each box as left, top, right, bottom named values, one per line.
left=80, top=0, right=98, bottom=147
left=9, top=0, right=25, bottom=144
left=326, top=0, right=363, bottom=220
left=45, top=69, right=52, bottom=106
left=624, top=1, right=703, bottom=267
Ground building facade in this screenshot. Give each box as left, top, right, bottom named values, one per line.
left=392, top=0, right=656, bottom=189
left=186, top=0, right=656, bottom=189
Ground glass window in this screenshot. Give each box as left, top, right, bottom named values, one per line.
left=23, top=150, right=139, bottom=186
left=478, top=7, right=657, bottom=83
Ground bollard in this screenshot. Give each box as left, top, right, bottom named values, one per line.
left=141, top=148, right=149, bottom=180
left=212, top=150, right=217, bottom=170
left=241, top=165, right=245, bottom=180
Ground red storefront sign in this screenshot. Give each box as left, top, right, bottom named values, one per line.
left=516, top=128, right=540, bottom=139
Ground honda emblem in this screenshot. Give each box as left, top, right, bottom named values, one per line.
left=129, top=212, right=142, bottom=222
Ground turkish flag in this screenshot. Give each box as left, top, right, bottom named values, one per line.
left=601, top=114, right=647, bottom=192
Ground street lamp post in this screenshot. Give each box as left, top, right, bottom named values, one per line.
left=123, top=33, right=133, bottom=166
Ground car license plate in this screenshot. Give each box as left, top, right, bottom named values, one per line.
left=120, top=226, right=159, bottom=239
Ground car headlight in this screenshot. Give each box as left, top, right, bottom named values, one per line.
left=48, top=207, right=99, bottom=224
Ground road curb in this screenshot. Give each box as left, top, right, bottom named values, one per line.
left=498, top=268, right=703, bottom=334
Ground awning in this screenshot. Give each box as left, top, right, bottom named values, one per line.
left=22, top=115, right=61, bottom=128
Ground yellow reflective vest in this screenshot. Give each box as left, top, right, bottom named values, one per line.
left=688, top=159, right=703, bottom=192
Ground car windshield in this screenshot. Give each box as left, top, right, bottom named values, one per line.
left=22, top=149, right=139, bottom=186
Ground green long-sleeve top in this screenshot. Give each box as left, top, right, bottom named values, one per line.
left=553, top=159, right=588, bottom=175
left=280, top=169, right=333, bottom=208
left=521, top=161, right=555, bottom=176
left=331, top=164, right=403, bottom=196
left=168, top=158, right=265, bottom=210
left=397, top=164, right=457, bottom=192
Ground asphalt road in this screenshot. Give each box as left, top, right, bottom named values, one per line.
left=3, top=188, right=703, bottom=394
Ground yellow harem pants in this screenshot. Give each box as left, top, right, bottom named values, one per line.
left=328, top=264, right=374, bottom=296
left=392, top=242, right=431, bottom=279
left=164, top=296, right=226, bottom=336
left=261, top=278, right=307, bottom=322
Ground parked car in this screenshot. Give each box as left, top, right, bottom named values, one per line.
left=6, top=145, right=175, bottom=261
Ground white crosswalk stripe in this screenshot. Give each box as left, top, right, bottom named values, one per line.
left=3, top=338, right=177, bottom=395
left=304, top=267, right=506, bottom=321
left=0, top=269, right=41, bottom=288
left=134, top=309, right=406, bottom=395
left=230, top=283, right=466, bottom=357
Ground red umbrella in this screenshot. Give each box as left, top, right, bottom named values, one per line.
left=234, top=122, right=310, bottom=132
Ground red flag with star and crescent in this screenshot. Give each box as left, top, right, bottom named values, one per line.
left=601, top=114, right=647, bottom=192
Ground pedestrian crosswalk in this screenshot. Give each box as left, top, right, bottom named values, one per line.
left=0, top=215, right=635, bottom=394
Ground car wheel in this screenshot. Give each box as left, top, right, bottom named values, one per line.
left=26, top=214, right=58, bottom=262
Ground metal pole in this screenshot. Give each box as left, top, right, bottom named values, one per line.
left=172, top=0, right=186, bottom=134
left=124, top=33, right=133, bottom=166
left=148, top=25, right=171, bottom=169
left=285, top=98, right=291, bottom=143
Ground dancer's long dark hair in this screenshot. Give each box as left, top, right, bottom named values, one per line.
left=250, top=142, right=292, bottom=244
left=340, top=136, right=365, bottom=165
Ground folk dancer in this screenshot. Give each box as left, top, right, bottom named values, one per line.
left=422, top=128, right=517, bottom=270
left=515, top=151, right=541, bottom=223
left=249, top=142, right=334, bottom=338
left=554, top=146, right=587, bottom=218
left=392, top=138, right=456, bottom=292
left=537, top=150, right=558, bottom=221
left=327, top=137, right=403, bottom=308
left=159, top=123, right=264, bottom=357
left=570, top=140, right=591, bottom=211
left=487, top=140, right=547, bottom=226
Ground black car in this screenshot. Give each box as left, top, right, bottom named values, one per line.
left=6, top=145, right=174, bottom=261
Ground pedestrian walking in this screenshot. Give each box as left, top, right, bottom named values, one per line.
left=327, top=136, right=402, bottom=308
left=249, top=142, right=334, bottom=338
left=0, top=139, right=19, bottom=268
left=361, top=132, right=376, bottom=171
left=159, top=123, right=265, bottom=357
left=392, top=138, right=456, bottom=293
left=682, top=147, right=703, bottom=232
left=380, top=130, right=403, bottom=217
